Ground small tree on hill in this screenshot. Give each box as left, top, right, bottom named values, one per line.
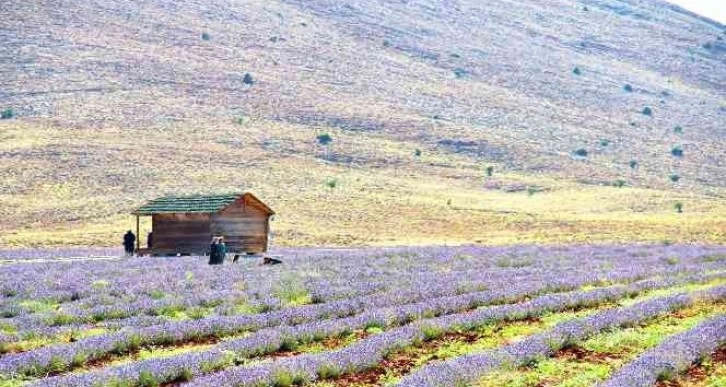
left=669, top=174, right=681, bottom=183
left=642, top=107, right=653, bottom=116
left=316, top=133, right=332, bottom=145
left=243, top=73, right=254, bottom=85
left=201, top=32, right=211, bottom=41
left=572, top=67, right=582, bottom=75
left=1, top=108, right=13, bottom=119
left=670, top=146, right=683, bottom=157
left=414, top=149, right=422, bottom=157
left=674, top=126, right=683, bottom=134
left=574, top=148, right=588, bottom=157
left=615, top=179, right=626, bottom=188
left=326, top=178, right=338, bottom=192
left=674, top=202, right=683, bottom=213
left=624, top=84, right=633, bottom=92
left=629, top=160, right=638, bottom=169
left=485, top=166, right=494, bottom=177
left=453, top=68, right=468, bottom=78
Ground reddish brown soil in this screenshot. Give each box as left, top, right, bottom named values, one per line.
left=554, top=345, right=621, bottom=364
left=320, top=329, right=500, bottom=386
left=655, top=346, right=726, bottom=387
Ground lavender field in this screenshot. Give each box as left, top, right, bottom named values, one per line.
left=0, top=244, right=725, bottom=387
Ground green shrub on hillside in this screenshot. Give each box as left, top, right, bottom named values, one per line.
left=673, top=126, right=683, bottom=134
left=316, top=133, right=332, bottom=145
left=624, top=84, right=633, bottom=92
left=201, top=32, right=210, bottom=41
left=629, top=160, right=637, bottom=169
left=573, top=67, right=582, bottom=75
left=642, top=107, right=653, bottom=116
left=674, top=202, right=683, bottom=213
left=1, top=108, right=13, bottom=119
left=574, top=148, right=588, bottom=157
left=670, top=146, right=683, bottom=157
left=453, top=68, right=468, bottom=78
left=669, top=174, right=681, bottom=183
left=243, top=73, right=254, bottom=85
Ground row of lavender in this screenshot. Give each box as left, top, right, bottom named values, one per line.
left=0, top=245, right=625, bottom=349
left=30, top=271, right=724, bottom=385
left=0, top=245, right=669, bottom=343
left=4, top=250, right=722, bottom=378
left=184, top=284, right=726, bottom=387
left=0, top=244, right=723, bottom=385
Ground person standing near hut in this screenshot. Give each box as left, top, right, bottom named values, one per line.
left=123, top=230, right=136, bottom=256
left=147, top=232, right=153, bottom=249
left=208, top=237, right=227, bottom=265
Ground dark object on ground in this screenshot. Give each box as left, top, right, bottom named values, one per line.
left=123, top=231, right=136, bottom=256
left=233, top=254, right=241, bottom=263
left=263, top=255, right=283, bottom=265
left=147, top=232, right=153, bottom=249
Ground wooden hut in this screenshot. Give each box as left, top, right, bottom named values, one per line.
left=132, top=192, right=274, bottom=256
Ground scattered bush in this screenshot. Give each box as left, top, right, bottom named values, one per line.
left=599, top=139, right=610, bottom=147
left=383, top=39, right=391, bottom=47
left=316, top=133, right=332, bottom=145
left=674, top=202, right=683, bottom=213
left=201, top=32, right=211, bottom=41
left=1, top=108, right=13, bottom=119
left=243, top=73, right=254, bottom=85
left=670, top=146, right=683, bottom=157
left=629, top=160, right=638, bottom=169
left=318, top=363, right=342, bottom=379
left=485, top=166, right=494, bottom=177
left=673, top=126, right=683, bottom=134
left=414, top=148, right=422, bottom=157
left=326, top=178, right=338, bottom=191
left=574, top=148, right=588, bottom=157
left=615, top=179, right=626, bottom=188
left=421, top=325, right=445, bottom=340
left=572, top=67, right=582, bottom=75
left=642, top=107, right=653, bottom=116
left=703, top=42, right=713, bottom=50
left=669, top=174, right=681, bottom=183
left=138, top=370, right=160, bottom=387
left=453, top=68, right=468, bottom=78
left=623, top=84, right=633, bottom=92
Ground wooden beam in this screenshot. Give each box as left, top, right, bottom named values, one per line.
left=136, top=215, right=140, bottom=253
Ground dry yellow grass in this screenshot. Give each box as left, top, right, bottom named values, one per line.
left=1, top=119, right=723, bottom=247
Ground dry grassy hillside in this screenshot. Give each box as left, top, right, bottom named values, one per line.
left=1, top=0, right=725, bottom=247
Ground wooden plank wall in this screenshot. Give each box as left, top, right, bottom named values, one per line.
left=211, top=195, right=270, bottom=253
left=152, top=213, right=211, bottom=254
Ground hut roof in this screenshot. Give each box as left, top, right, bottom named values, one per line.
left=132, top=192, right=274, bottom=215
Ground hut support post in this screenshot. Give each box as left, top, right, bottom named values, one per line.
left=135, top=215, right=140, bottom=254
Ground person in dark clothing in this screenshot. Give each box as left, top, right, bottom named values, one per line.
left=208, top=237, right=227, bottom=265
left=123, top=230, right=136, bottom=256
left=147, top=232, right=153, bottom=249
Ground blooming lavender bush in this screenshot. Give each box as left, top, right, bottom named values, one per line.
left=599, top=314, right=726, bottom=387
left=0, top=244, right=723, bottom=385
